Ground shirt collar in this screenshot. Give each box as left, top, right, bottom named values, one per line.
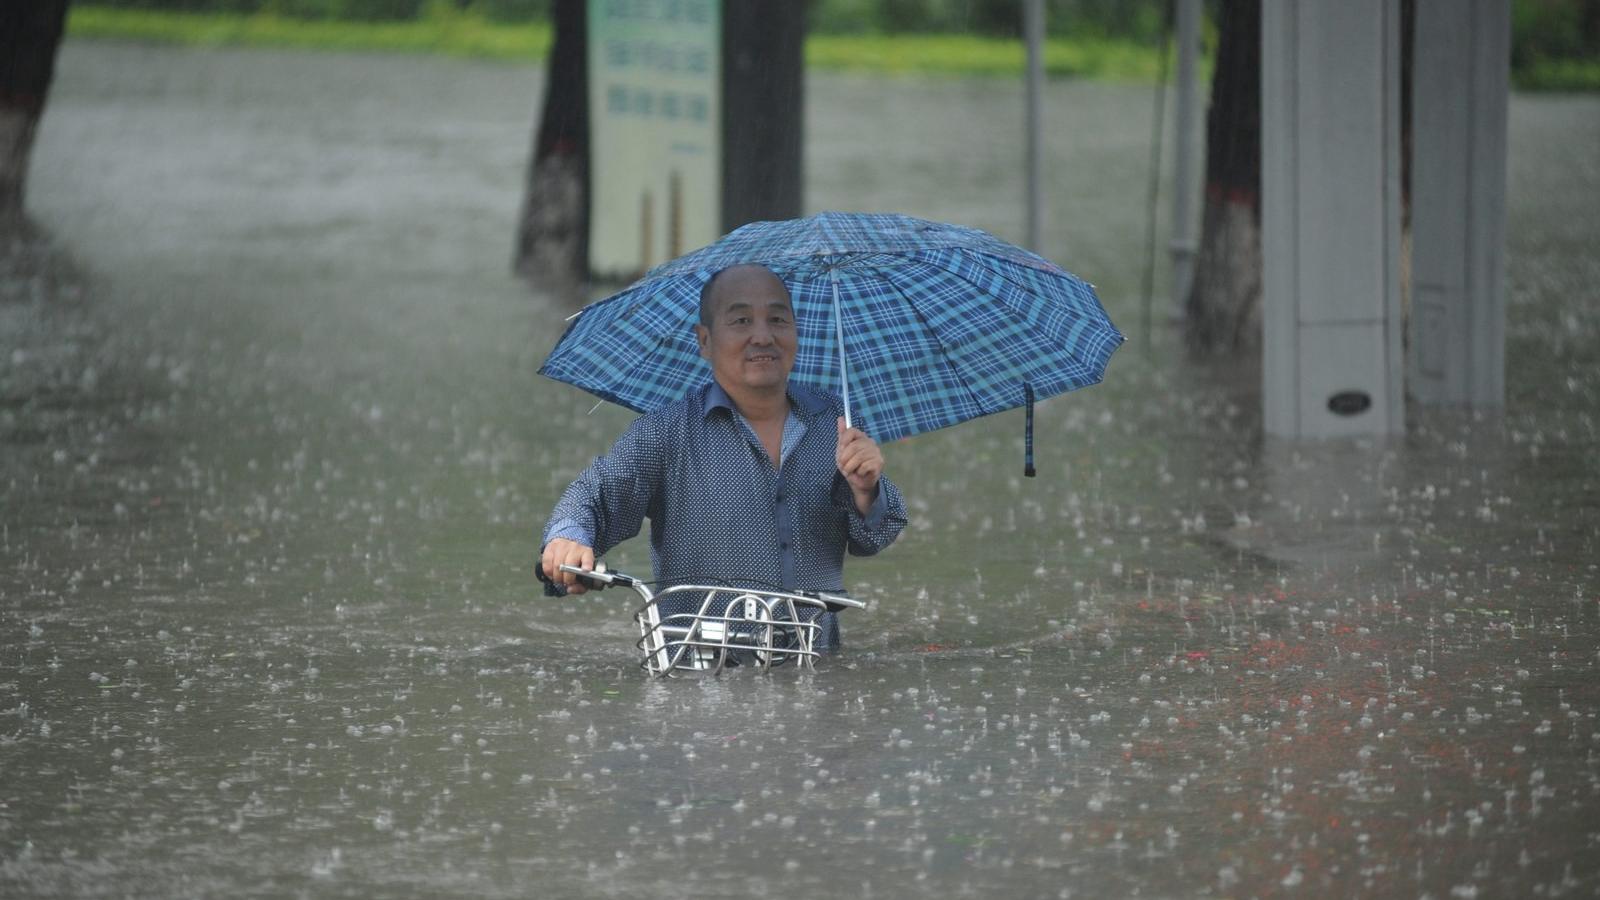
left=701, top=380, right=831, bottom=420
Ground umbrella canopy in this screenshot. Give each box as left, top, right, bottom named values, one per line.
left=540, top=211, right=1123, bottom=445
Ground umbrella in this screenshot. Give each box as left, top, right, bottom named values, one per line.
left=540, top=211, right=1123, bottom=472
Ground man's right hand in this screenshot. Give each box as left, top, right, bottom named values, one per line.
left=541, top=538, right=596, bottom=594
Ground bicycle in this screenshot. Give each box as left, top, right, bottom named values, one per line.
left=557, top=564, right=867, bottom=678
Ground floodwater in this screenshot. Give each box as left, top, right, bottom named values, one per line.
left=3, top=41, right=1598, bottom=898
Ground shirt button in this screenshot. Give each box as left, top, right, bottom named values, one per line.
left=775, top=494, right=784, bottom=503
left=779, top=541, right=789, bottom=550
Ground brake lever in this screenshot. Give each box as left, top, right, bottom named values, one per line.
left=555, top=562, right=607, bottom=591
left=557, top=563, right=640, bottom=592
left=803, top=590, right=867, bottom=613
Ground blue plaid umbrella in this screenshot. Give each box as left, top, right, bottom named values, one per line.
left=540, top=212, right=1123, bottom=467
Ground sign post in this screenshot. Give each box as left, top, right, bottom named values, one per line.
left=586, top=0, right=722, bottom=280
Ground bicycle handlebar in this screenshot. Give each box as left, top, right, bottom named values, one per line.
left=555, top=564, right=865, bottom=612
left=557, top=563, right=638, bottom=591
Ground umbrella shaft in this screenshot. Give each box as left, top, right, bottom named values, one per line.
left=831, top=271, right=852, bottom=430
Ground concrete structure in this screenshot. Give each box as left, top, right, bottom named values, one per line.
left=1262, top=0, right=1406, bottom=438
left=1408, top=0, right=1510, bottom=408
left=1259, top=0, right=1510, bottom=439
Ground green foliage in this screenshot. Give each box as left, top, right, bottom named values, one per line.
left=67, top=5, right=553, bottom=58
left=63, top=0, right=1600, bottom=90
left=806, top=31, right=1167, bottom=81
left=86, top=0, right=1169, bottom=35
left=84, top=0, right=548, bottom=24
left=809, top=0, right=879, bottom=35
left=809, top=0, right=1167, bottom=40
left=1512, top=0, right=1600, bottom=68
left=474, top=0, right=551, bottom=23
left=1515, top=55, right=1600, bottom=91
left=1509, top=0, right=1600, bottom=90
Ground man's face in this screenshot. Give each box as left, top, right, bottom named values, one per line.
left=695, top=268, right=797, bottom=395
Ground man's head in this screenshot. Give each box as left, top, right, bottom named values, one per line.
left=694, top=265, right=797, bottom=398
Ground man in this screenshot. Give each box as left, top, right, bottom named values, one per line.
left=538, top=264, right=907, bottom=650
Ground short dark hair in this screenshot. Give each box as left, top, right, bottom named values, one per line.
left=698, top=265, right=788, bottom=329
left=698, top=268, right=727, bottom=328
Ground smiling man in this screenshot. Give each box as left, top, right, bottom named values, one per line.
left=538, top=264, right=907, bottom=650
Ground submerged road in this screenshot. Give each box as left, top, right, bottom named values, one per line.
left=2, top=41, right=1598, bottom=898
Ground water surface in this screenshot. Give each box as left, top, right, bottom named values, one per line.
left=3, top=42, right=1598, bottom=898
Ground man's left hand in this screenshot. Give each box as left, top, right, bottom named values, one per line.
left=836, top=417, right=884, bottom=515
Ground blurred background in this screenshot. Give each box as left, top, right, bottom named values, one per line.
left=50, top=0, right=1600, bottom=88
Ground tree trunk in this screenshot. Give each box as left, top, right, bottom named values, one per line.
left=1186, top=0, right=1415, bottom=358
left=1, top=0, right=71, bottom=224
left=515, top=1, right=804, bottom=292
left=513, top=0, right=588, bottom=294
left=721, top=0, right=804, bottom=232
left=1184, top=0, right=1261, bottom=358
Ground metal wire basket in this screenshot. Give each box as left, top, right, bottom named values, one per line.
left=558, top=565, right=865, bottom=678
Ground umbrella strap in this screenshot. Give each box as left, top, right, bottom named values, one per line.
left=1024, top=383, right=1036, bottom=478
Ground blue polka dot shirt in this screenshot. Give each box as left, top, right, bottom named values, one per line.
left=542, top=380, right=908, bottom=650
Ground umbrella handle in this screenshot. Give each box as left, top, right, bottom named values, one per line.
left=831, top=270, right=852, bottom=430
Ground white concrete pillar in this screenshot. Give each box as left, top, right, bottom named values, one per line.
left=1409, top=0, right=1510, bottom=408
left=1261, top=1, right=1405, bottom=439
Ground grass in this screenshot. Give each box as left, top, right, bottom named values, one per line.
left=804, top=32, right=1170, bottom=82
left=67, top=6, right=1170, bottom=82
left=66, top=6, right=1596, bottom=89
left=66, top=6, right=554, bottom=61
left=1513, top=56, right=1600, bottom=92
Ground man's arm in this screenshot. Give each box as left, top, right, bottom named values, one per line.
left=538, top=415, right=664, bottom=595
